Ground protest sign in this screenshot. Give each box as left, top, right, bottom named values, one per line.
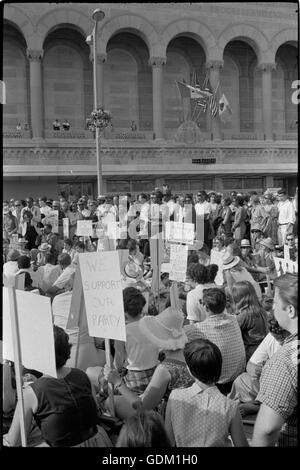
left=78, top=251, right=126, bottom=341
left=63, top=218, right=69, bottom=239
left=77, top=220, right=93, bottom=237
left=161, top=263, right=171, bottom=273
left=3, top=287, right=57, bottom=377
left=169, top=244, right=188, bottom=282
left=44, top=210, right=59, bottom=233
left=210, top=249, right=224, bottom=286
left=274, top=256, right=297, bottom=276
left=165, top=221, right=194, bottom=245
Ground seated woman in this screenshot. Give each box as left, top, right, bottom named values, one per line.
left=228, top=314, right=289, bottom=416
left=103, top=307, right=194, bottom=420
left=127, top=239, right=144, bottom=266
left=230, top=281, right=269, bottom=362
left=3, top=326, right=111, bottom=447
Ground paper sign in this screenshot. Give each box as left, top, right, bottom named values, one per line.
left=79, top=252, right=126, bottom=341
left=166, top=221, right=194, bottom=245
left=161, top=263, right=171, bottom=273
left=169, top=244, right=188, bottom=282
left=3, top=288, right=57, bottom=377
left=77, top=220, right=93, bottom=237
left=15, top=273, right=25, bottom=290
left=210, top=249, right=224, bottom=286
left=274, top=256, right=297, bottom=276
left=44, top=210, right=59, bottom=233
left=63, top=218, right=69, bottom=239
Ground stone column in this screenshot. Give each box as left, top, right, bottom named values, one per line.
left=205, top=60, right=223, bottom=141
left=27, top=49, right=44, bottom=139
left=257, top=63, right=276, bottom=141
left=149, top=56, right=166, bottom=140
left=97, top=53, right=106, bottom=108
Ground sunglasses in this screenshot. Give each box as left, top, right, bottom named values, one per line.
left=287, top=238, right=294, bottom=241
left=15, top=204, right=21, bottom=206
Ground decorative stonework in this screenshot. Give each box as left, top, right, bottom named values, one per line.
left=3, top=146, right=297, bottom=168
left=97, top=53, right=107, bottom=64
left=149, top=56, right=167, bottom=67
left=205, top=60, right=224, bottom=70
left=256, top=63, right=277, bottom=72
left=26, top=49, right=44, bottom=61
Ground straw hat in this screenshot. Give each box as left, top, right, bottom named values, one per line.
left=259, top=237, right=275, bottom=251
left=240, top=239, right=251, bottom=248
left=122, top=261, right=144, bottom=282
left=38, top=242, right=51, bottom=252
left=139, top=307, right=187, bottom=351
left=222, top=254, right=240, bottom=270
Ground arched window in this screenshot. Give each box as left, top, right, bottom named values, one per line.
left=272, top=61, right=285, bottom=135
left=43, top=45, right=85, bottom=129
left=3, top=41, right=29, bottom=129
left=221, top=55, right=240, bottom=135
left=104, top=49, right=139, bottom=130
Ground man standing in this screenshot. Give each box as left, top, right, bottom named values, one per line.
left=21, top=197, right=41, bottom=233
left=252, top=273, right=297, bottom=446
left=195, top=191, right=211, bottom=247
left=277, top=188, right=295, bottom=246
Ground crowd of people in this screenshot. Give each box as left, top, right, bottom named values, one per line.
left=2, top=184, right=298, bottom=447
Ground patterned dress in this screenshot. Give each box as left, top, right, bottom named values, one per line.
left=263, top=204, right=278, bottom=244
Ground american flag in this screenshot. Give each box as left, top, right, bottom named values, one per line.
left=197, top=75, right=219, bottom=118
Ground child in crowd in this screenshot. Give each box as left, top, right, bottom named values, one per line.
left=165, top=338, right=248, bottom=447
left=116, top=410, right=171, bottom=447
left=114, top=287, right=160, bottom=394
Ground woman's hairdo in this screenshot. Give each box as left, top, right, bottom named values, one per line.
left=53, top=325, right=71, bottom=369
left=123, top=287, right=146, bottom=317
left=184, top=338, right=222, bottom=384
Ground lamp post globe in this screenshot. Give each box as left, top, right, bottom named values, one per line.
left=92, top=9, right=105, bottom=22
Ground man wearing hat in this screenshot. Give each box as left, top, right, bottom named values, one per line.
left=3, top=202, right=18, bottom=241
left=240, top=239, right=271, bottom=283
left=96, top=195, right=107, bottom=220
left=121, top=260, right=145, bottom=289
left=257, top=237, right=276, bottom=281
left=250, top=223, right=264, bottom=250
left=37, top=242, right=52, bottom=266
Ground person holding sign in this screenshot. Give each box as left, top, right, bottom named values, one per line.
left=46, top=253, right=76, bottom=298
left=104, top=308, right=194, bottom=420
left=3, top=326, right=112, bottom=447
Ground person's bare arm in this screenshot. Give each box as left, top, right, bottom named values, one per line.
left=4, top=386, right=37, bottom=447
left=229, top=409, right=249, bottom=447
left=251, top=404, right=285, bottom=446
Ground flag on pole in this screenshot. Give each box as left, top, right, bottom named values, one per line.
left=195, top=75, right=218, bottom=118
left=176, top=81, right=212, bottom=100
left=218, top=93, right=233, bottom=123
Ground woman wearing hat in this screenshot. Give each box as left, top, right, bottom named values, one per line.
left=103, top=308, right=194, bottom=420
left=222, top=254, right=262, bottom=301
left=37, top=242, right=52, bottom=267
left=257, top=238, right=276, bottom=281
left=262, top=194, right=278, bottom=245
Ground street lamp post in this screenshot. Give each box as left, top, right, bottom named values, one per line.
left=91, top=9, right=105, bottom=196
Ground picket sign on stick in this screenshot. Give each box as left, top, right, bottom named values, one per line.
left=265, top=274, right=272, bottom=297
left=63, top=218, right=69, bottom=239
left=150, top=233, right=164, bottom=312
left=169, top=243, right=188, bottom=283
left=7, top=287, right=27, bottom=447
left=170, top=282, right=181, bottom=310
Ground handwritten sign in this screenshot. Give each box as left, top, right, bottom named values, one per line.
left=63, top=218, right=69, bottom=239
left=166, top=221, right=194, bottom=245
left=77, top=220, right=93, bottom=237
left=210, top=249, right=224, bottom=286
left=3, top=288, right=57, bottom=377
left=274, top=256, right=298, bottom=276
left=78, top=252, right=126, bottom=341
left=169, top=244, right=188, bottom=282
left=44, top=210, right=59, bottom=233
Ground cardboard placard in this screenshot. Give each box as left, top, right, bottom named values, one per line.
left=165, top=221, right=194, bottom=245
left=77, top=220, right=93, bottom=237
left=3, top=288, right=57, bottom=377
left=78, top=252, right=126, bottom=341
left=169, top=244, right=188, bottom=282
left=210, top=249, right=225, bottom=286
left=274, top=256, right=298, bottom=276
left=63, top=218, right=69, bottom=239
left=44, top=210, right=59, bottom=233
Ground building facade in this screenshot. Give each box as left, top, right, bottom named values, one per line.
left=3, top=2, right=298, bottom=200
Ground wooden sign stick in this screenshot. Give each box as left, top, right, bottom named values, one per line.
left=266, top=274, right=272, bottom=297
left=8, top=287, right=27, bottom=447
left=105, top=338, right=115, bottom=417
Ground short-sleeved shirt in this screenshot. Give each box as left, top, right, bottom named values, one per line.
left=165, top=383, right=238, bottom=447
left=184, top=313, right=246, bottom=384
left=236, top=306, right=268, bottom=357
left=53, top=264, right=76, bottom=290
left=186, top=283, right=216, bottom=322
left=256, top=333, right=298, bottom=447
left=124, top=321, right=159, bottom=371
